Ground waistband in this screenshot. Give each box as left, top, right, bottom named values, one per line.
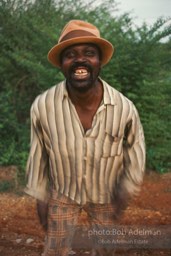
left=50, top=189, right=79, bottom=206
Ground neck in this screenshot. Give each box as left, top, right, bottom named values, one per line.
left=66, top=80, right=103, bottom=108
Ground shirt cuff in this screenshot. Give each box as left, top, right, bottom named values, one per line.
left=24, top=186, right=49, bottom=203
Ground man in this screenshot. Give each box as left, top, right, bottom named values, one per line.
left=25, top=20, right=145, bottom=256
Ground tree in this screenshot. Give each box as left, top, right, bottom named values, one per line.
left=0, top=0, right=171, bottom=175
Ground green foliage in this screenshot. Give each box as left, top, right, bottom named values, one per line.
left=0, top=0, right=171, bottom=176
left=0, top=180, right=14, bottom=192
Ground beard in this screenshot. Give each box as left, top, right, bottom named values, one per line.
left=66, top=62, right=100, bottom=93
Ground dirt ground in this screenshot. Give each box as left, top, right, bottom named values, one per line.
left=0, top=170, right=171, bottom=256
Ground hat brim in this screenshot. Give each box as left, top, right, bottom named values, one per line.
left=48, top=37, right=114, bottom=68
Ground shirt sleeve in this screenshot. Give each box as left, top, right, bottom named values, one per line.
left=119, top=104, right=146, bottom=197
left=24, top=103, right=49, bottom=202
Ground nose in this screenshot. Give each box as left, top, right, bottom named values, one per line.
left=74, top=52, right=86, bottom=63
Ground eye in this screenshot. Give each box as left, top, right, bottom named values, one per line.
left=63, top=50, right=75, bottom=59
left=85, top=50, right=96, bottom=56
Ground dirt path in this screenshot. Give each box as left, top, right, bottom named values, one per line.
left=0, top=171, right=171, bottom=256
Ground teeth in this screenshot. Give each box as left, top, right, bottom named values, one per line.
left=74, top=69, right=88, bottom=75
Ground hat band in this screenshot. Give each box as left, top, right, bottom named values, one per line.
left=59, top=30, right=97, bottom=42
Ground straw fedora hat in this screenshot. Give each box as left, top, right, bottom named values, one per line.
left=48, top=20, right=114, bottom=68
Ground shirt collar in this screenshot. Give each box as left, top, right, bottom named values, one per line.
left=62, top=78, right=116, bottom=106
left=99, top=77, right=116, bottom=106
left=63, top=80, right=69, bottom=97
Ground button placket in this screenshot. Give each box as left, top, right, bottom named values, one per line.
left=80, top=136, right=87, bottom=204
left=82, top=137, right=87, bottom=177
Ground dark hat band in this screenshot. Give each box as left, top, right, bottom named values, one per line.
left=60, top=30, right=97, bottom=42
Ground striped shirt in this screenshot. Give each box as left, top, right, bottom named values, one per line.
left=25, top=79, right=145, bottom=205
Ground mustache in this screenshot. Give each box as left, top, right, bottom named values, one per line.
left=69, top=62, right=93, bottom=73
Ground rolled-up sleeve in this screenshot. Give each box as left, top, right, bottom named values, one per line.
left=121, top=104, right=146, bottom=196
left=25, top=103, right=49, bottom=202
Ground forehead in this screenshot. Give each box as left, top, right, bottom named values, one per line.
left=61, top=43, right=100, bottom=54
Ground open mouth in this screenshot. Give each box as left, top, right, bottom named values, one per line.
left=73, top=67, right=89, bottom=79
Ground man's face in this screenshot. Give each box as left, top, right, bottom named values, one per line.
left=60, top=43, right=102, bottom=93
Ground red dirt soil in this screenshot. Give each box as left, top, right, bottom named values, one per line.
left=0, top=171, right=171, bottom=256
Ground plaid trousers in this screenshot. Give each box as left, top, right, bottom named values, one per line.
left=43, top=191, right=116, bottom=256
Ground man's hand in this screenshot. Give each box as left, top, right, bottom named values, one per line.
left=36, top=199, right=48, bottom=231
left=112, top=183, right=131, bottom=220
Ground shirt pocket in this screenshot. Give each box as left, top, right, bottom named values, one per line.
left=102, top=132, right=123, bottom=157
